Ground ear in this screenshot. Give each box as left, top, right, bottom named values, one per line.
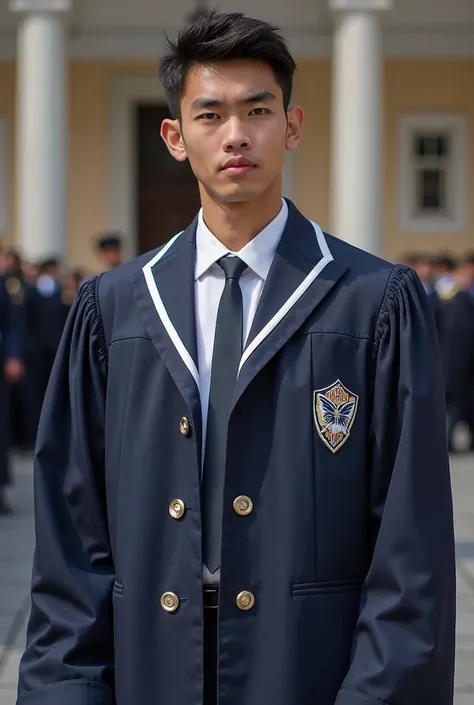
left=161, top=118, right=188, bottom=162
left=285, top=106, right=303, bottom=152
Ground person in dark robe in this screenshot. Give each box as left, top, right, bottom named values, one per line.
left=442, top=257, right=474, bottom=451
left=463, top=252, right=474, bottom=305
left=17, top=11, right=455, bottom=705
left=3, top=250, right=37, bottom=450
left=404, top=253, right=444, bottom=341
left=28, top=258, right=73, bottom=436
left=0, top=273, right=24, bottom=514
left=433, top=253, right=457, bottom=302
left=0, top=240, right=7, bottom=275
left=95, top=233, right=124, bottom=270
left=23, top=261, right=40, bottom=288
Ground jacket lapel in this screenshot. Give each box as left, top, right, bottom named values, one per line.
left=131, top=220, right=202, bottom=456
left=235, top=202, right=348, bottom=406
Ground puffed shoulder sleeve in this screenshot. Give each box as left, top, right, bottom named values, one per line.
left=17, top=277, right=114, bottom=705
left=335, top=265, right=456, bottom=705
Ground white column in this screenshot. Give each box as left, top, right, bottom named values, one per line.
left=329, top=0, right=392, bottom=255
left=10, top=0, right=72, bottom=261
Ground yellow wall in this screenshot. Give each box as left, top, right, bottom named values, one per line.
left=0, top=62, right=16, bottom=251
left=69, top=61, right=157, bottom=272
left=295, top=60, right=331, bottom=231
left=0, top=58, right=473, bottom=269
left=384, top=61, right=474, bottom=262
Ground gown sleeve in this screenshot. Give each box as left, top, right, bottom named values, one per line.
left=17, top=277, right=114, bottom=705
left=335, top=265, right=456, bottom=705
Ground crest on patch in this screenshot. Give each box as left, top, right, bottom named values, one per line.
left=313, top=380, right=359, bottom=453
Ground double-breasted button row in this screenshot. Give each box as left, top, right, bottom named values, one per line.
left=169, top=495, right=253, bottom=520
left=160, top=590, right=256, bottom=613
left=171, top=423, right=255, bottom=614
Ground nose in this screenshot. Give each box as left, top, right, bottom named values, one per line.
left=223, top=118, right=251, bottom=153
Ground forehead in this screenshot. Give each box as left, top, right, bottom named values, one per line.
left=182, top=59, right=282, bottom=104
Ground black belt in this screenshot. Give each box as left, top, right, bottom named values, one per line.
left=203, top=586, right=219, bottom=609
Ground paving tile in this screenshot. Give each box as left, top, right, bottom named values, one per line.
left=0, top=649, right=22, bottom=687
left=0, top=685, right=17, bottom=705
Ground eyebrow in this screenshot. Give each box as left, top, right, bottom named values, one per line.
left=191, top=90, right=277, bottom=111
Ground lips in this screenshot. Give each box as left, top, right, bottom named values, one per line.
left=222, top=157, right=257, bottom=175
left=223, top=157, right=256, bottom=169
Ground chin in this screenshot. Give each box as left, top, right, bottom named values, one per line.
left=216, top=184, right=265, bottom=204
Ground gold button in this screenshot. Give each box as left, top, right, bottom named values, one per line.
left=169, top=499, right=186, bottom=520
left=160, top=592, right=180, bottom=613
left=233, top=495, right=253, bottom=516
left=236, top=591, right=255, bottom=611
left=179, top=417, right=191, bottom=436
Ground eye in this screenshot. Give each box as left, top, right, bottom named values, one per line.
left=198, top=112, right=220, bottom=120
left=250, top=107, right=270, bottom=116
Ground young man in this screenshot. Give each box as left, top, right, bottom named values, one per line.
left=29, top=258, right=72, bottom=436
left=95, top=232, right=124, bottom=270
left=404, top=253, right=444, bottom=339
left=18, top=11, right=455, bottom=705
left=0, top=273, right=24, bottom=514
left=441, top=259, right=474, bottom=452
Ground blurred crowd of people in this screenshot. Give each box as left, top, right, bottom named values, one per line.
left=0, top=233, right=123, bottom=514
left=402, top=251, right=474, bottom=453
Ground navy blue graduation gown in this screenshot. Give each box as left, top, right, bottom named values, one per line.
left=442, top=289, right=474, bottom=421
left=18, top=202, right=455, bottom=705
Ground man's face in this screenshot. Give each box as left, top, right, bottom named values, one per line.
left=23, top=264, right=39, bottom=285
left=464, top=262, right=474, bottom=285
left=455, top=265, right=470, bottom=290
left=102, top=247, right=122, bottom=269
left=43, top=264, right=60, bottom=278
left=415, top=260, right=432, bottom=283
left=161, top=60, right=303, bottom=205
left=5, top=254, right=20, bottom=276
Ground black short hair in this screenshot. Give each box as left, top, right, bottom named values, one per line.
left=96, top=233, right=123, bottom=251
left=404, top=252, right=434, bottom=267
left=435, top=254, right=457, bottom=271
left=159, top=9, right=296, bottom=118
left=39, top=258, right=60, bottom=273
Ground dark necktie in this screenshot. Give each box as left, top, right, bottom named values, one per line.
left=202, top=256, right=248, bottom=574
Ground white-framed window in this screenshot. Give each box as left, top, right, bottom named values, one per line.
left=0, top=118, right=5, bottom=234
left=399, top=113, right=468, bottom=232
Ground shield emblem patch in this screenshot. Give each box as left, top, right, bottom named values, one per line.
left=313, top=380, right=359, bottom=453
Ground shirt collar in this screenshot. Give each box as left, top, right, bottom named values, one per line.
left=195, top=198, right=288, bottom=282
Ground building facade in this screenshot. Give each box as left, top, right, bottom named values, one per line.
left=0, top=0, right=473, bottom=272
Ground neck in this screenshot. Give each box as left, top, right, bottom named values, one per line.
left=200, top=184, right=283, bottom=251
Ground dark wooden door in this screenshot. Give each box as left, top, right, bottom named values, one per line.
left=136, top=103, right=201, bottom=254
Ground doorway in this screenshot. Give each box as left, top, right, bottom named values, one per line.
left=135, top=103, right=201, bottom=254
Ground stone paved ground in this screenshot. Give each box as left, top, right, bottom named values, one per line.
left=1, top=453, right=474, bottom=704
left=0, top=456, right=34, bottom=705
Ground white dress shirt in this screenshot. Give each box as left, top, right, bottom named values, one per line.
left=195, top=198, right=289, bottom=584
